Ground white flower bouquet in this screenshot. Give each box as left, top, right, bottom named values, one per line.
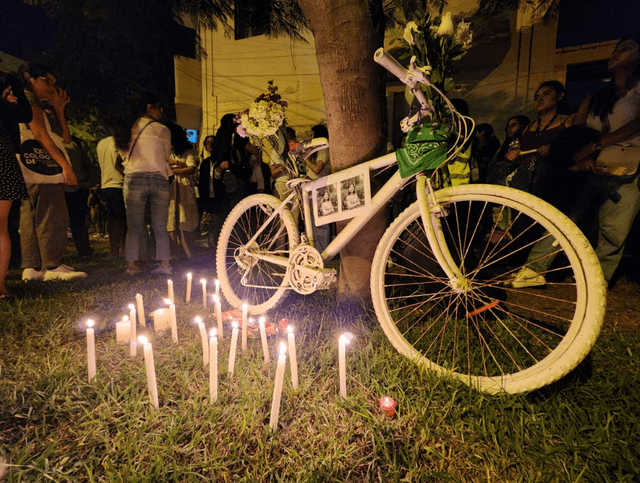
left=237, top=81, right=288, bottom=139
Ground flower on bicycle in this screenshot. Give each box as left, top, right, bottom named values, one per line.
left=454, top=20, right=473, bottom=50
left=238, top=81, right=288, bottom=139
left=403, top=21, right=421, bottom=45
left=434, top=12, right=454, bottom=38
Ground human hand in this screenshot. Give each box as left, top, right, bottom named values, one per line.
left=537, top=144, right=551, bottom=157
left=1, top=86, right=18, bottom=104
left=573, top=142, right=598, bottom=164
left=62, top=166, right=78, bottom=186
left=504, top=150, right=520, bottom=162
left=50, top=87, right=71, bottom=111
left=575, top=157, right=598, bottom=172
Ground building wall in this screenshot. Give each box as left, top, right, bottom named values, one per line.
left=199, top=26, right=325, bottom=143
left=196, top=4, right=617, bottom=147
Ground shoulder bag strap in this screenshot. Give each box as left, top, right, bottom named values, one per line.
left=128, top=119, right=158, bottom=159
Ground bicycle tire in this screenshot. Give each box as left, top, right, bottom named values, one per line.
left=216, top=194, right=299, bottom=314
left=371, top=184, right=606, bottom=394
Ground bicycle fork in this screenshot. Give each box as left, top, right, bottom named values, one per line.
left=416, top=175, right=468, bottom=292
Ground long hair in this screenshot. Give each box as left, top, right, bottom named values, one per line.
left=167, top=122, right=192, bottom=156
left=114, top=91, right=161, bottom=151
left=212, top=113, right=237, bottom=159
left=17, top=63, right=55, bottom=91
left=588, top=35, right=640, bottom=122
left=495, top=115, right=531, bottom=163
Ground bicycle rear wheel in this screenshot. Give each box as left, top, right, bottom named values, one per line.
left=216, top=194, right=299, bottom=313
left=371, top=184, right=606, bottom=394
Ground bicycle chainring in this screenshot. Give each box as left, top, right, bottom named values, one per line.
left=287, top=245, right=326, bottom=294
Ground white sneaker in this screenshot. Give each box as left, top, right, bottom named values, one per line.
left=22, top=268, right=44, bottom=281
left=44, top=264, right=87, bottom=281
left=509, top=267, right=546, bottom=289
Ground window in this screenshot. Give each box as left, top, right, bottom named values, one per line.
left=234, top=0, right=268, bottom=40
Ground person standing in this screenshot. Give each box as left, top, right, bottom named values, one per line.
left=0, top=74, right=30, bottom=298
left=115, top=92, right=172, bottom=276
left=96, top=135, right=126, bottom=258
left=18, top=64, right=86, bottom=281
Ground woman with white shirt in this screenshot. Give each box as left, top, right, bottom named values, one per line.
left=115, top=92, right=172, bottom=275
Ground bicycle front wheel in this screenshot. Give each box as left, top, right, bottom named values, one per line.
left=371, top=184, right=606, bottom=394
left=216, top=194, right=299, bottom=313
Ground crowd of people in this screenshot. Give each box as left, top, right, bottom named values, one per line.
left=0, top=35, right=638, bottom=298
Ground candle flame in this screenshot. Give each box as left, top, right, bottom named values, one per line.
left=187, top=272, right=192, bottom=278
left=128, top=303, right=135, bottom=310
left=164, top=298, right=172, bottom=306
left=86, top=319, right=94, bottom=328
left=279, top=341, right=287, bottom=355
left=168, top=279, right=173, bottom=284
left=195, top=316, right=202, bottom=324
left=215, top=279, right=219, bottom=287
left=287, top=325, right=294, bottom=334
left=242, top=302, right=248, bottom=311
left=232, top=321, right=238, bottom=329
left=213, top=294, right=220, bottom=304
left=259, top=316, right=266, bottom=325
left=123, top=315, right=129, bottom=322
left=210, top=328, right=217, bottom=338
left=200, top=278, right=206, bottom=284
left=138, top=335, right=149, bottom=345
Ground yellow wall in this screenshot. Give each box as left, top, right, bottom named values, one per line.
left=199, top=26, right=325, bottom=143
left=195, top=4, right=617, bottom=146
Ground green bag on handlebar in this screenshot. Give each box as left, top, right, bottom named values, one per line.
left=395, top=122, right=451, bottom=179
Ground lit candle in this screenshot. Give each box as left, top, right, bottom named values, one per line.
left=128, top=304, right=137, bottom=357
left=339, top=333, right=353, bottom=398
left=195, top=316, right=209, bottom=367
left=200, top=279, right=207, bottom=308
left=228, top=321, right=239, bottom=376
left=380, top=396, right=396, bottom=417
left=214, top=278, right=220, bottom=299
left=139, top=336, right=159, bottom=408
left=209, top=328, right=218, bottom=403
left=115, top=316, right=131, bottom=343
left=164, top=298, right=178, bottom=343
left=151, top=308, right=170, bottom=332
left=241, top=303, right=248, bottom=352
left=269, top=342, right=287, bottom=430
left=258, top=316, right=270, bottom=363
left=86, top=319, right=96, bottom=382
left=213, top=294, right=223, bottom=339
left=135, top=293, right=145, bottom=327
left=185, top=272, right=192, bottom=303
left=167, top=279, right=174, bottom=305
left=287, top=326, right=299, bottom=390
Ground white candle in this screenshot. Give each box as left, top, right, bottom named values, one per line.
left=287, top=326, right=299, bottom=390
left=269, top=342, right=287, bottom=430
left=227, top=321, right=239, bottom=376
left=258, top=316, right=270, bottom=363
left=214, top=278, right=220, bottom=299
left=139, top=336, right=159, bottom=408
left=135, top=293, right=145, bottom=327
left=209, top=328, right=218, bottom=403
left=200, top=279, right=207, bottom=308
left=86, top=319, right=96, bottom=382
left=213, top=294, right=223, bottom=340
left=339, top=333, right=353, bottom=398
left=167, top=279, right=174, bottom=305
left=128, top=304, right=137, bottom=357
left=115, top=316, right=131, bottom=343
left=241, top=303, right=248, bottom=352
left=164, top=298, right=178, bottom=343
left=195, top=316, right=209, bottom=367
left=151, top=308, right=170, bottom=332
left=185, top=272, right=192, bottom=303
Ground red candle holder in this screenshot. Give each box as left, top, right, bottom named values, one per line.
left=380, top=396, right=396, bottom=417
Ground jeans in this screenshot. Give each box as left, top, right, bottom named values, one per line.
left=528, top=173, right=640, bottom=282
left=123, top=173, right=170, bottom=263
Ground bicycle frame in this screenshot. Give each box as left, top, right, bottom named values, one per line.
left=242, top=150, right=464, bottom=286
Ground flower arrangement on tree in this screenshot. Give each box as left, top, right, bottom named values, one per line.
left=237, top=81, right=288, bottom=139
left=390, top=1, right=473, bottom=122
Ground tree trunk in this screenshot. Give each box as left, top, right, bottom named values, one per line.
left=298, top=0, right=388, bottom=299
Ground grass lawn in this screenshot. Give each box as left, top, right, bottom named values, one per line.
left=1, top=243, right=639, bottom=482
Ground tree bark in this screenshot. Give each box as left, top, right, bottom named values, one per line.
left=298, top=0, right=388, bottom=299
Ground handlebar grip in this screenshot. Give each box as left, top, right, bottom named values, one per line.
left=374, top=48, right=412, bottom=85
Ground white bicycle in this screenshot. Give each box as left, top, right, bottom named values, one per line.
left=216, top=49, right=606, bottom=394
